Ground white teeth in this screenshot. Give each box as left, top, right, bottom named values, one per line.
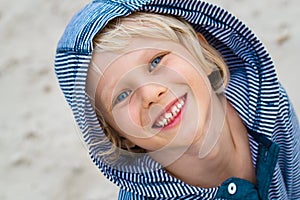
left=179, top=99, right=184, bottom=105
left=171, top=106, right=179, bottom=115
left=154, top=96, right=186, bottom=128
left=165, top=113, right=172, bottom=119
left=162, top=118, right=168, bottom=124
left=159, top=121, right=165, bottom=127
left=178, top=99, right=184, bottom=107
left=177, top=102, right=182, bottom=109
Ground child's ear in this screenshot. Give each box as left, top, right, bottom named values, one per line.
left=197, top=32, right=226, bottom=94
left=208, top=68, right=224, bottom=94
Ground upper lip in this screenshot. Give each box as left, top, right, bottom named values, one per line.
left=152, top=93, right=187, bottom=128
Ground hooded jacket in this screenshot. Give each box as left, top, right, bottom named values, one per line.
left=54, top=0, right=300, bottom=199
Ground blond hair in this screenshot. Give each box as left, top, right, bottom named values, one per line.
left=90, top=12, right=229, bottom=160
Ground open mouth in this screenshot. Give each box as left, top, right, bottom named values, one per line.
left=152, top=93, right=187, bottom=129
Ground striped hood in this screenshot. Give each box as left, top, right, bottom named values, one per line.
left=54, top=0, right=286, bottom=199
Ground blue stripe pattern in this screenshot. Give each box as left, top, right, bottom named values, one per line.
left=54, top=0, right=300, bottom=199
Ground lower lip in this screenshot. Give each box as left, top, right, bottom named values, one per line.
left=155, top=95, right=187, bottom=130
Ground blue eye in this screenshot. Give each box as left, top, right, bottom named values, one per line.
left=149, top=55, right=163, bottom=72
left=114, top=90, right=132, bottom=105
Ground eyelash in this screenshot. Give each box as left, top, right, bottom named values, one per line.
left=149, top=53, right=167, bottom=72
left=113, top=89, right=132, bottom=106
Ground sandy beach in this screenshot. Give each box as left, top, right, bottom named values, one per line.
left=0, top=0, right=299, bottom=199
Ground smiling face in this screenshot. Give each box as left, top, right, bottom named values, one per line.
left=88, top=37, right=217, bottom=156
left=86, top=13, right=229, bottom=165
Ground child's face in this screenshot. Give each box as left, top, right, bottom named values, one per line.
left=90, top=36, right=218, bottom=154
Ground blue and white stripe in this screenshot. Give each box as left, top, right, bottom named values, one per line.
left=55, top=0, right=300, bottom=199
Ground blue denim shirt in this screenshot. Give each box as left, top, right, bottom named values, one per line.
left=215, top=130, right=280, bottom=200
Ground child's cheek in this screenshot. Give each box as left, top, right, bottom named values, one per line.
left=112, top=103, right=148, bottom=139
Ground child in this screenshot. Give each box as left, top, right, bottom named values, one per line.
left=55, top=0, right=300, bottom=199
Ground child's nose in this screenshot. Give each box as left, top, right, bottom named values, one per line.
left=139, top=84, right=167, bottom=108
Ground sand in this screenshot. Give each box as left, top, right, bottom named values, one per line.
left=0, top=0, right=299, bottom=199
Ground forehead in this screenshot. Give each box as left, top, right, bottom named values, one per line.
left=92, top=37, right=187, bottom=73
left=92, top=38, right=166, bottom=71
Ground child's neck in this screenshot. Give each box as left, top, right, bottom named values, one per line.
left=164, top=102, right=256, bottom=188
